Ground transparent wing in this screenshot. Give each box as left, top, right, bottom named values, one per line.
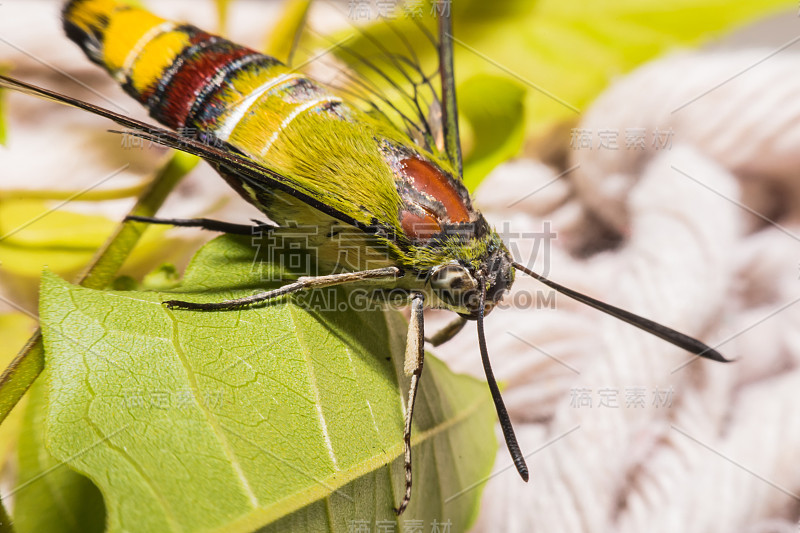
left=290, top=8, right=455, bottom=167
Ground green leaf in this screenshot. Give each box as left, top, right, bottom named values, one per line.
left=0, top=198, right=171, bottom=303
left=38, top=235, right=497, bottom=532
left=0, top=200, right=118, bottom=279
left=459, top=75, right=526, bottom=190
left=141, top=263, right=181, bottom=291
left=13, top=376, right=105, bottom=533
left=0, top=150, right=198, bottom=428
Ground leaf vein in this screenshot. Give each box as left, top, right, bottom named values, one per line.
left=163, top=307, right=260, bottom=508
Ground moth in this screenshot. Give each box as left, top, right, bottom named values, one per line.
left=0, top=0, right=727, bottom=515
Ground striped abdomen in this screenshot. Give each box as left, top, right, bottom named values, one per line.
left=62, top=0, right=348, bottom=159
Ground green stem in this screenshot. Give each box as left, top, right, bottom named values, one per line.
left=262, top=0, right=311, bottom=65
left=0, top=152, right=198, bottom=425
left=0, top=182, right=148, bottom=201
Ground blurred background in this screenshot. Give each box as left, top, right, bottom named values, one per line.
left=1, top=1, right=800, bottom=532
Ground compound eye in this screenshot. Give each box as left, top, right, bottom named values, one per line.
left=430, top=265, right=477, bottom=308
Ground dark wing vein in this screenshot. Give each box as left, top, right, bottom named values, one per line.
left=437, top=11, right=462, bottom=177
left=295, top=15, right=447, bottom=163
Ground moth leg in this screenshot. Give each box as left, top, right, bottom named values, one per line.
left=125, top=215, right=276, bottom=236
left=164, top=266, right=401, bottom=311
left=395, top=291, right=425, bottom=515
left=424, top=315, right=467, bottom=346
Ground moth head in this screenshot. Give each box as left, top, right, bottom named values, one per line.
left=429, top=246, right=514, bottom=319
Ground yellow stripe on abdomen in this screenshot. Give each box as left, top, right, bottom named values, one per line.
left=63, top=0, right=353, bottom=154
left=102, top=8, right=170, bottom=75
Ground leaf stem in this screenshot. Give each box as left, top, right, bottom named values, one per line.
left=0, top=182, right=149, bottom=202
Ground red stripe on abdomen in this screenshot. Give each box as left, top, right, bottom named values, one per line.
left=152, top=41, right=257, bottom=129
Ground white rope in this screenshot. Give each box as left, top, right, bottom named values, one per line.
left=433, top=50, right=800, bottom=532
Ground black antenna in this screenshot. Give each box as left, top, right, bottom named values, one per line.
left=478, top=276, right=529, bottom=481
left=512, top=262, right=729, bottom=362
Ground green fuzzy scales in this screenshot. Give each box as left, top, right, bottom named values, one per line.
left=409, top=231, right=507, bottom=273
left=228, top=83, right=478, bottom=273
left=243, top=104, right=414, bottom=229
